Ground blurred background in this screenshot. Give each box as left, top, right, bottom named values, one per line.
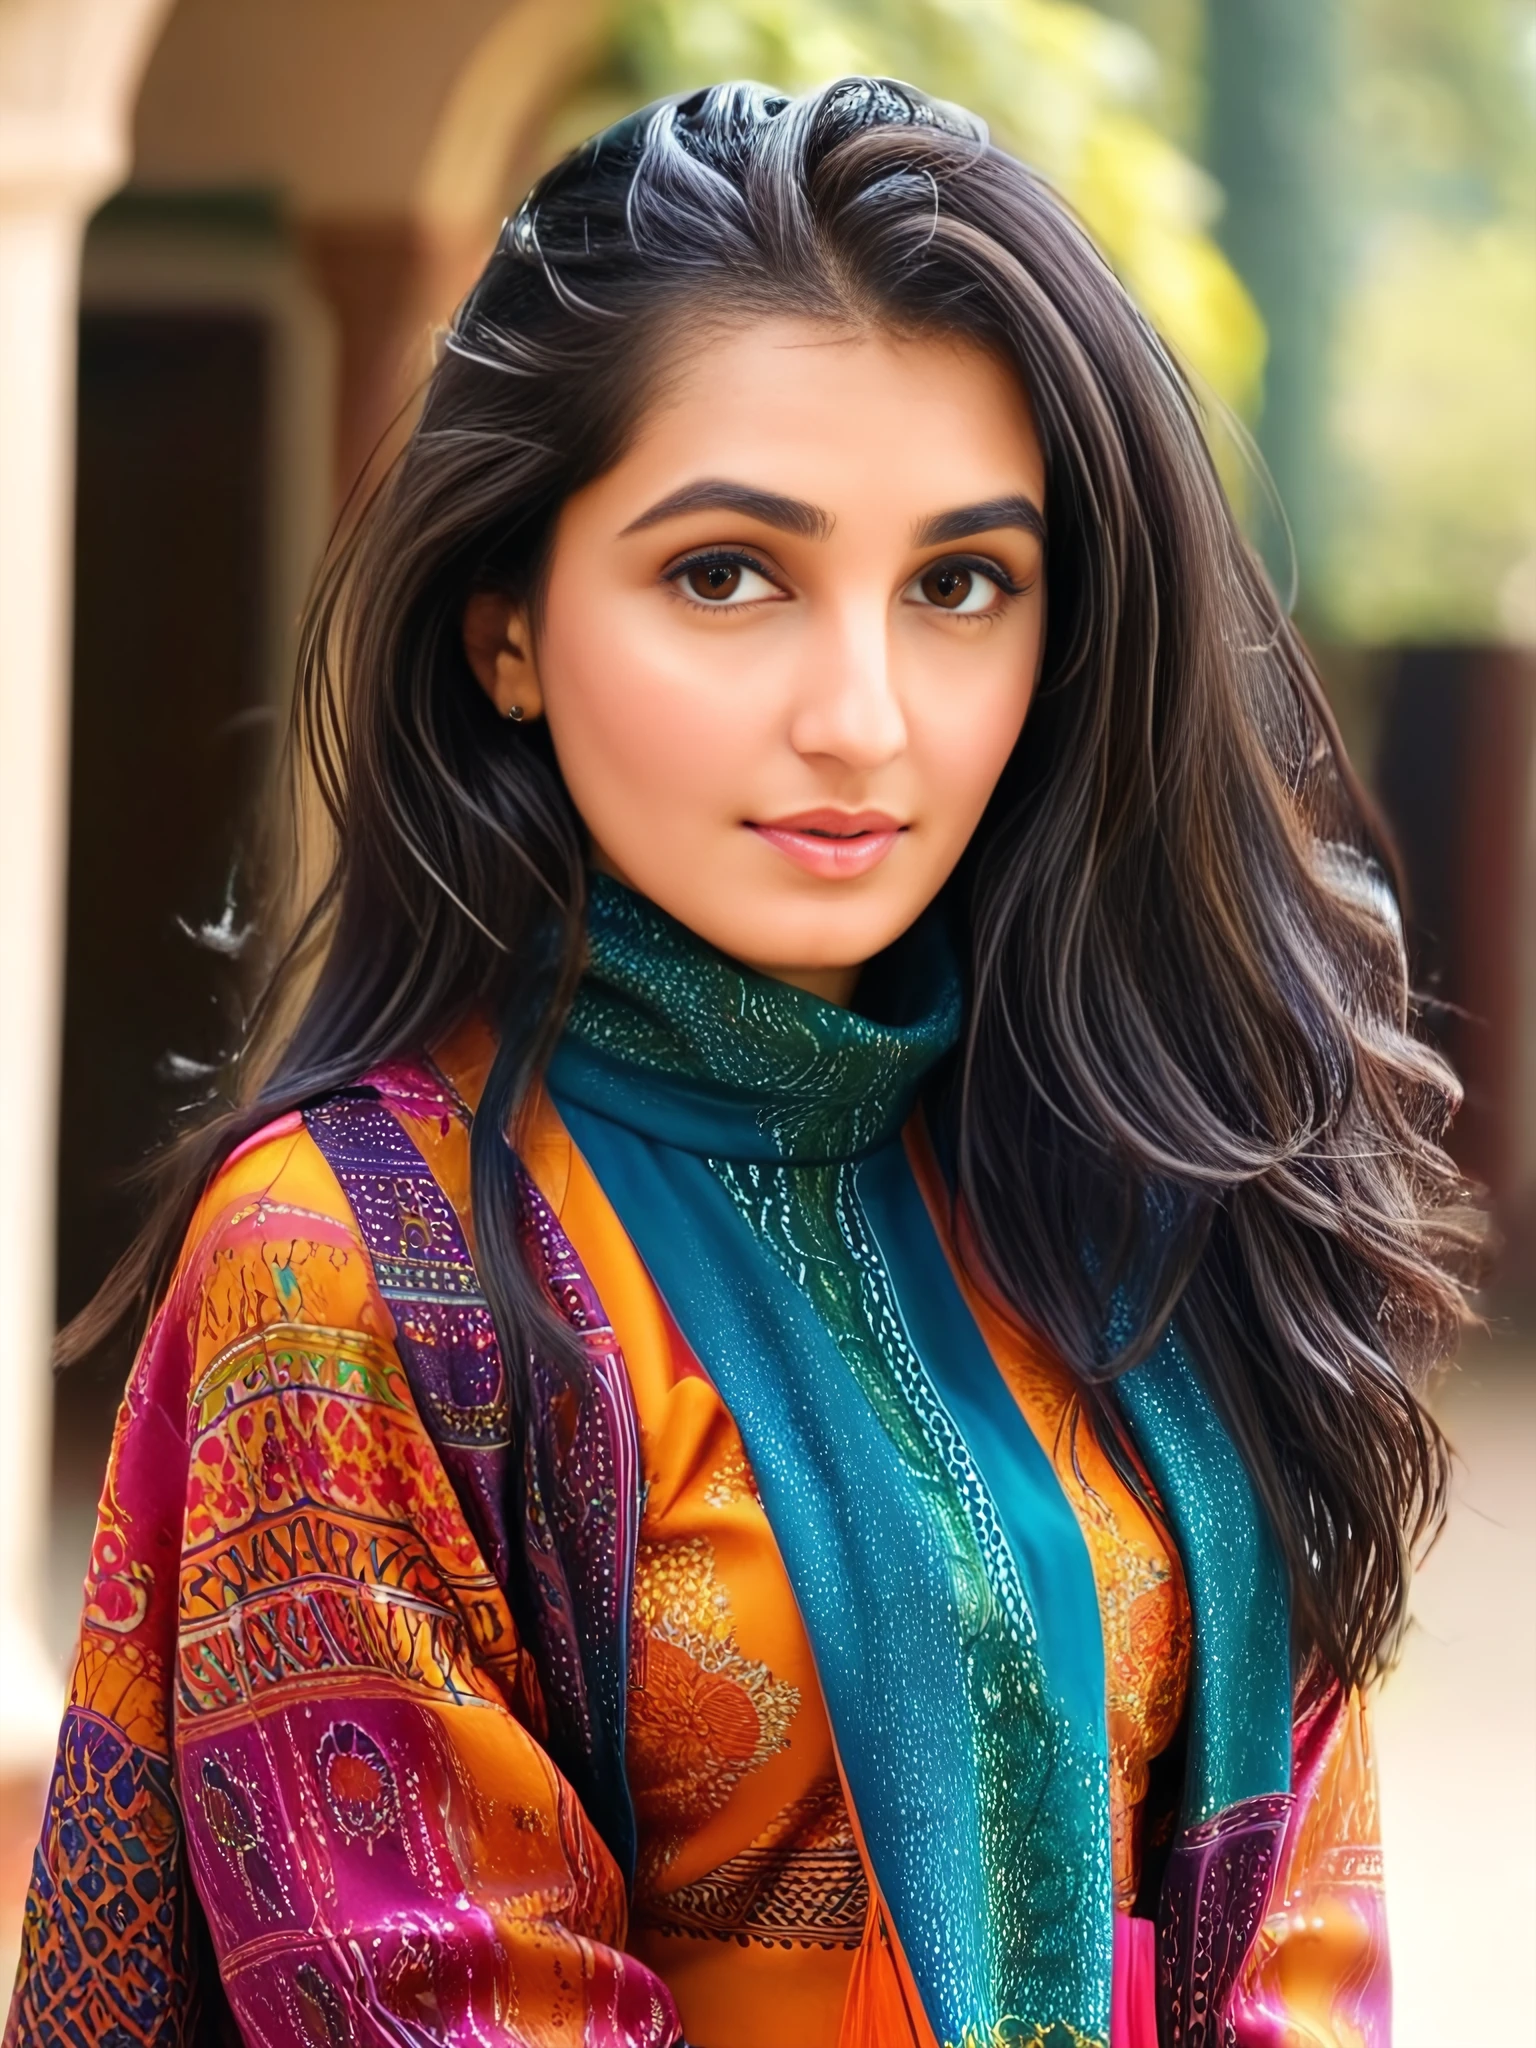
left=0, top=0, right=1531, bottom=2037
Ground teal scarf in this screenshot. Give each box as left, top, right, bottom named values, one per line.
left=548, top=878, right=1291, bottom=2048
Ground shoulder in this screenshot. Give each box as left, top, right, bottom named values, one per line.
left=184, top=1107, right=360, bottom=1277
left=172, top=1098, right=396, bottom=1379
left=175, top=1064, right=477, bottom=1353
left=109, top=1108, right=392, bottom=1511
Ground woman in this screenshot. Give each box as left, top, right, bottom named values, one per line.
left=8, top=79, right=1475, bottom=2048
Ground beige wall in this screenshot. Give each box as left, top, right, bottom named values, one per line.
left=129, top=0, right=606, bottom=493
left=133, top=0, right=518, bottom=218
left=132, top=0, right=607, bottom=234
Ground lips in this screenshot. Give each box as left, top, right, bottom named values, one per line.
left=748, top=808, right=906, bottom=880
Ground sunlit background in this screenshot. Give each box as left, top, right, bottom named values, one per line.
left=0, top=1, right=1532, bottom=2038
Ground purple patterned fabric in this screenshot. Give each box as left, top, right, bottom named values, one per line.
left=513, top=1162, right=644, bottom=1876
left=1157, top=1793, right=1293, bottom=2045
left=304, top=1089, right=515, bottom=1583
left=304, top=1074, right=643, bottom=1878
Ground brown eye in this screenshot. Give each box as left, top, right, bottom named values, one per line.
left=670, top=555, right=781, bottom=607
left=906, top=557, right=1015, bottom=615
left=684, top=561, right=743, bottom=601
left=919, top=562, right=975, bottom=610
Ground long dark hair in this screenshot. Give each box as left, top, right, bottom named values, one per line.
left=70, top=78, right=1480, bottom=1690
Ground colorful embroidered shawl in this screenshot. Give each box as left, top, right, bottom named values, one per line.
left=5, top=888, right=1391, bottom=2047
left=7, top=1075, right=672, bottom=2048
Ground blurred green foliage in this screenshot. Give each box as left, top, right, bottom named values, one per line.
left=1108, top=0, right=1536, bottom=641
left=1327, top=217, right=1536, bottom=645
left=1322, top=0, right=1536, bottom=641
left=552, top=0, right=1264, bottom=413
left=1087, top=0, right=1203, bottom=145
left=1347, top=0, right=1534, bottom=217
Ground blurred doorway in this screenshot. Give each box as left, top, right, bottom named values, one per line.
left=56, top=307, right=272, bottom=1474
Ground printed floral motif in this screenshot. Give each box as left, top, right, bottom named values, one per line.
left=628, top=1533, right=800, bottom=1877
left=316, top=1721, right=400, bottom=1849
left=82, top=1494, right=155, bottom=1636
left=196, top=1752, right=293, bottom=1919
left=701, top=1441, right=759, bottom=1509
left=291, top=1961, right=350, bottom=2045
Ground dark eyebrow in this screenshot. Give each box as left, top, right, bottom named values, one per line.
left=914, top=495, right=1047, bottom=547
left=621, top=479, right=831, bottom=539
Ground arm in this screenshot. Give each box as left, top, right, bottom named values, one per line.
left=5, top=1292, right=226, bottom=2048
left=1232, top=1682, right=1390, bottom=2047
left=9, top=1121, right=681, bottom=2048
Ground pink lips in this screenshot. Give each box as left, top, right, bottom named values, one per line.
left=748, top=808, right=906, bottom=879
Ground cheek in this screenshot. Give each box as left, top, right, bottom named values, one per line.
left=537, top=589, right=774, bottom=846
left=909, top=666, right=1035, bottom=846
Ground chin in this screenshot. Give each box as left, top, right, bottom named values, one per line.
left=697, top=891, right=920, bottom=975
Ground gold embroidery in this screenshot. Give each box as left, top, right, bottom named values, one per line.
left=642, top=1779, right=867, bottom=1948
left=701, top=1441, right=759, bottom=1509
left=628, top=1534, right=799, bottom=1880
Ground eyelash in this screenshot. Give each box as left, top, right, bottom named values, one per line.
left=928, top=553, right=1028, bottom=600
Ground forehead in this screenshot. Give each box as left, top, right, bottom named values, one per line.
left=596, top=314, right=1046, bottom=516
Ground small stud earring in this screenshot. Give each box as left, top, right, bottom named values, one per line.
left=505, top=704, right=524, bottom=722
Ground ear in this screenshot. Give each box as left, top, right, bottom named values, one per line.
left=462, top=590, right=544, bottom=722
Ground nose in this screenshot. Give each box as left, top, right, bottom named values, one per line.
left=787, top=600, right=908, bottom=771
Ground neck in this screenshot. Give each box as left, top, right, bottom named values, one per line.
left=750, top=958, right=861, bottom=1006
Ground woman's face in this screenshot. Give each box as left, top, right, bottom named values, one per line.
left=466, top=317, right=1047, bottom=1003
